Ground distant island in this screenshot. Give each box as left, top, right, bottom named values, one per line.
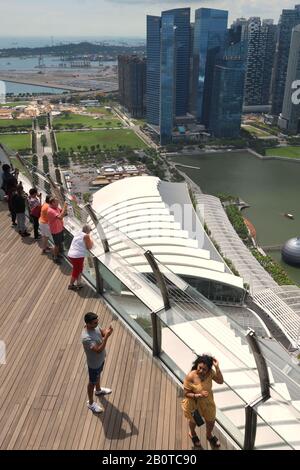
left=0, top=41, right=146, bottom=59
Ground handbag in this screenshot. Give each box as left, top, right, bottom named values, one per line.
left=30, top=205, right=41, bottom=218
left=192, top=408, right=205, bottom=427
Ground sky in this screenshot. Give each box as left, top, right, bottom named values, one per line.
left=0, top=0, right=298, bottom=38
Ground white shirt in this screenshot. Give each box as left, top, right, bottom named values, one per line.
left=68, top=231, right=87, bottom=258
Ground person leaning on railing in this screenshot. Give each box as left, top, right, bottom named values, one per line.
left=67, top=224, right=94, bottom=291
left=47, top=197, right=68, bottom=265
left=182, top=354, right=224, bottom=449
left=39, top=195, right=52, bottom=254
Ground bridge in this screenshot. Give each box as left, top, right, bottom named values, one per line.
left=262, top=245, right=282, bottom=252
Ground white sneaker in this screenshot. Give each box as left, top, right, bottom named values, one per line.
left=95, top=387, right=112, bottom=396
left=87, top=401, right=103, bottom=413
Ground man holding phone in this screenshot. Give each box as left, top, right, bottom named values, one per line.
left=82, top=312, right=113, bottom=413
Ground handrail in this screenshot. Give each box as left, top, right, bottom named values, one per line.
left=85, top=203, right=110, bottom=254
left=144, top=250, right=171, bottom=311
left=244, top=329, right=271, bottom=450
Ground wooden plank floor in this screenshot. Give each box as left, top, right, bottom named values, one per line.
left=0, top=202, right=192, bottom=450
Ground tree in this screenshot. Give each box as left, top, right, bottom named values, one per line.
left=55, top=168, right=62, bottom=185
left=40, top=134, right=47, bottom=149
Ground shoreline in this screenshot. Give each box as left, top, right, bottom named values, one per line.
left=0, top=77, right=87, bottom=92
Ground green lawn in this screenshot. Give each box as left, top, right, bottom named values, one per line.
left=53, top=113, right=122, bottom=129
left=0, top=101, right=30, bottom=108
left=0, top=133, right=31, bottom=152
left=266, top=146, right=300, bottom=158
left=242, top=125, right=271, bottom=138
left=56, top=130, right=147, bottom=150
left=0, top=118, right=32, bottom=129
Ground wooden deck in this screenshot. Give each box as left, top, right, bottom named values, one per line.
left=0, top=202, right=194, bottom=450
left=0, top=199, right=238, bottom=451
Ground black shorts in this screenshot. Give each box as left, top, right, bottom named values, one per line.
left=88, top=362, right=105, bottom=385
left=52, top=231, right=64, bottom=246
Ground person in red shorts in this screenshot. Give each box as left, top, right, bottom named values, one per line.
left=67, top=224, right=94, bottom=291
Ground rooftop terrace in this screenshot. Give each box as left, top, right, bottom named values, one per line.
left=0, top=201, right=201, bottom=451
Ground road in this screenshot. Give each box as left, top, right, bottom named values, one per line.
left=112, top=107, right=158, bottom=150
left=35, top=123, right=56, bottom=179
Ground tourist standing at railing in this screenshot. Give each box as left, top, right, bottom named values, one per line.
left=1, top=164, right=18, bottom=226
left=67, top=224, right=93, bottom=291
left=82, top=312, right=113, bottom=414
left=28, top=188, right=42, bottom=240
left=39, top=195, right=52, bottom=254
left=47, top=197, right=68, bottom=265
left=0, top=163, right=4, bottom=201
left=182, top=355, right=223, bottom=449
left=11, top=183, right=30, bottom=238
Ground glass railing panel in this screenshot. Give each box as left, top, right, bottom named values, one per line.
left=256, top=336, right=300, bottom=389
left=98, top=260, right=153, bottom=348
left=254, top=398, right=295, bottom=450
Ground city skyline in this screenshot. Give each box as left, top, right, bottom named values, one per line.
left=0, top=0, right=297, bottom=38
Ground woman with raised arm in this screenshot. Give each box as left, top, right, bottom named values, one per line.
left=182, top=354, right=224, bottom=449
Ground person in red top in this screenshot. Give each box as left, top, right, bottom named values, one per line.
left=47, top=197, right=68, bottom=264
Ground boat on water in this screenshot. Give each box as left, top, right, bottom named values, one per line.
left=284, top=213, right=294, bottom=220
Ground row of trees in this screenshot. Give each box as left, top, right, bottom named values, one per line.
left=43, top=155, right=49, bottom=174
left=251, top=248, right=294, bottom=286
left=226, top=205, right=251, bottom=244
left=224, top=198, right=293, bottom=286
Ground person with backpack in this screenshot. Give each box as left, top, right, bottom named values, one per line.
left=11, top=184, right=30, bottom=238
left=2, top=164, right=18, bottom=226
left=28, top=188, right=42, bottom=240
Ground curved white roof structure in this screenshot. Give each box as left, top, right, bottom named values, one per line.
left=92, top=176, right=244, bottom=291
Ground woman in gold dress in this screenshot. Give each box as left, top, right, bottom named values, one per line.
left=182, top=355, right=224, bottom=448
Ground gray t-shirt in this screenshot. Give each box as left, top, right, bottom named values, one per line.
left=81, top=326, right=106, bottom=369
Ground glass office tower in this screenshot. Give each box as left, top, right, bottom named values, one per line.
left=146, top=15, right=161, bottom=125
left=160, top=12, right=176, bottom=145
left=209, top=42, right=246, bottom=138
left=271, top=5, right=300, bottom=116
left=192, top=8, right=228, bottom=124
left=146, top=8, right=190, bottom=144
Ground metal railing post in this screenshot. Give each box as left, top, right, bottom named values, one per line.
left=246, top=329, right=270, bottom=399
left=85, top=204, right=110, bottom=254
left=151, top=311, right=161, bottom=357
left=144, top=251, right=170, bottom=358
left=243, top=329, right=271, bottom=450
left=92, top=256, right=103, bottom=295
left=244, top=405, right=258, bottom=450
left=144, top=250, right=171, bottom=310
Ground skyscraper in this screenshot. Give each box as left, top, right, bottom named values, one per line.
left=192, top=8, right=228, bottom=124
left=209, top=42, right=246, bottom=139
left=146, top=8, right=190, bottom=144
left=271, top=5, right=300, bottom=116
left=237, top=18, right=277, bottom=107
left=243, top=17, right=264, bottom=106
left=146, top=15, right=161, bottom=126
left=165, top=8, right=190, bottom=117
left=160, top=12, right=176, bottom=145
left=118, top=55, right=146, bottom=118
left=278, top=25, right=300, bottom=134
left=261, top=20, right=278, bottom=106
